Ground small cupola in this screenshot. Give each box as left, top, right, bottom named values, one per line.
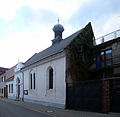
left=52, top=19, right=64, bottom=45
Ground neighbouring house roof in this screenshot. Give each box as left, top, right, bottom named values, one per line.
left=0, top=67, right=8, bottom=75
left=5, top=76, right=14, bottom=82
left=0, top=67, right=8, bottom=71
left=22, top=22, right=92, bottom=69
left=5, top=66, right=15, bottom=81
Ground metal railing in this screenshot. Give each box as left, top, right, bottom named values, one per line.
left=95, top=29, right=120, bottom=45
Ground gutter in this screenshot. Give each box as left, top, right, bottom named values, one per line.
left=22, top=49, right=64, bottom=70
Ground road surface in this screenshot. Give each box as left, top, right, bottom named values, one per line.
left=0, top=99, right=52, bottom=117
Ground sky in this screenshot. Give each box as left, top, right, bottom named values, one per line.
left=0, top=0, right=120, bottom=68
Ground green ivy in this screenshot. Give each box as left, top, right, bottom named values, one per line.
left=68, top=23, right=96, bottom=80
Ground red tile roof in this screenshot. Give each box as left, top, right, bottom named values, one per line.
left=6, top=76, right=14, bottom=82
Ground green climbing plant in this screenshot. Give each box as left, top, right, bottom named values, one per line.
left=68, top=23, right=97, bottom=80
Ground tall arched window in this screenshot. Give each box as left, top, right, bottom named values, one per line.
left=33, top=73, right=35, bottom=89
left=49, top=68, right=53, bottom=89
left=30, top=74, right=32, bottom=89
left=29, top=72, right=36, bottom=90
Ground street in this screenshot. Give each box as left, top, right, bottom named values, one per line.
left=0, top=98, right=120, bottom=117
left=0, top=99, right=52, bottom=117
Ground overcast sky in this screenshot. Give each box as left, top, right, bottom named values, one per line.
left=0, top=0, right=120, bottom=68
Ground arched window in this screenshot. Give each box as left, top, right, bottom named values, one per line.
left=30, top=74, right=32, bottom=89
left=49, top=68, right=53, bottom=89
left=17, top=78, right=20, bottom=84
left=33, top=73, right=35, bottom=89
left=29, top=72, right=36, bottom=90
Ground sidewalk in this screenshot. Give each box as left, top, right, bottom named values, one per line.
left=0, top=98, right=120, bottom=117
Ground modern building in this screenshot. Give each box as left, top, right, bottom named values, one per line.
left=90, top=29, right=120, bottom=112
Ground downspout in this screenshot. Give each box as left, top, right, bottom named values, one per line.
left=21, top=70, right=24, bottom=101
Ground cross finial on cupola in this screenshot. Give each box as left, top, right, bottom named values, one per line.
left=58, top=17, right=59, bottom=24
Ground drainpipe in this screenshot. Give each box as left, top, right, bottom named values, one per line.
left=21, top=70, right=24, bottom=101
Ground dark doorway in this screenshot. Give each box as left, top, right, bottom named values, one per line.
left=18, top=85, right=20, bottom=99
left=4, top=87, right=6, bottom=97
left=4, top=85, right=8, bottom=98
left=66, top=80, right=102, bottom=112
left=110, top=79, right=120, bottom=112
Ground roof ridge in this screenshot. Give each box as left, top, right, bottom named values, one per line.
left=23, top=26, right=85, bottom=69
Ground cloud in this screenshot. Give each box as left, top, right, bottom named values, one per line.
left=0, top=0, right=120, bottom=68
left=68, top=0, right=120, bottom=37
left=0, top=25, right=54, bottom=68
left=0, top=0, right=87, bottom=21
left=17, top=6, right=58, bottom=28
left=0, top=0, right=21, bottom=20
left=93, top=13, right=120, bottom=38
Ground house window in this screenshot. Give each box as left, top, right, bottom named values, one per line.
left=33, top=73, right=35, bottom=89
left=96, top=49, right=112, bottom=68
left=101, top=49, right=112, bottom=66
left=2, top=77, right=3, bottom=82
left=30, top=74, right=32, bottom=89
left=2, top=88, right=3, bottom=94
left=9, top=84, right=10, bottom=93
left=11, top=84, right=13, bottom=93
left=49, top=68, right=53, bottom=89
left=105, top=50, right=112, bottom=66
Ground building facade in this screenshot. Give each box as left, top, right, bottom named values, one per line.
left=5, top=66, right=15, bottom=99
left=18, top=22, right=94, bottom=109
left=90, top=29, right=120, bottom=112
left=0, top=67, right=8, bottom=98
left=1, top=22, right=120, bottom=113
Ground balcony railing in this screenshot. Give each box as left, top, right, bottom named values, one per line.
left=95, top=29, right=120, bottom=45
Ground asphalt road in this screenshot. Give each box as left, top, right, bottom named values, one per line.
left=0, top=100, right=52, bottom=117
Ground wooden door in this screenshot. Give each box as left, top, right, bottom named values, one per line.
left=6, top=85, right=8, bottom=98
left=4, top=87, right=6, bottom=97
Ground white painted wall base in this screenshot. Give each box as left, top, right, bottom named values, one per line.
left=24, top=98, right=65, bottom=109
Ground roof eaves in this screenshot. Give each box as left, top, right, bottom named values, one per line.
left=22, top=49, right=64, bottom=70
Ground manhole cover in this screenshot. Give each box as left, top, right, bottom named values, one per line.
left=46, top=110, right=54, bottom=113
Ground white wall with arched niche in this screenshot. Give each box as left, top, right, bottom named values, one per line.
left=14, top=62, right=24, bottom=100
left=23, top=56, right=66, bottom=109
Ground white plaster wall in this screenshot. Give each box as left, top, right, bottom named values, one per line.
left=24, top=56, right=66, bottom=108
left=14, top=72, right=23, bottom=100
left=0, top=82, right=5, bottom=97
left=6, top=81, right=15, bottom=99
left=14, top=62, right=24, bottom=100
left=15, top=62, right=24, bottom=73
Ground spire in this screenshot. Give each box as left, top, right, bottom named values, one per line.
left=52, top=19, right=64, bottom=45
